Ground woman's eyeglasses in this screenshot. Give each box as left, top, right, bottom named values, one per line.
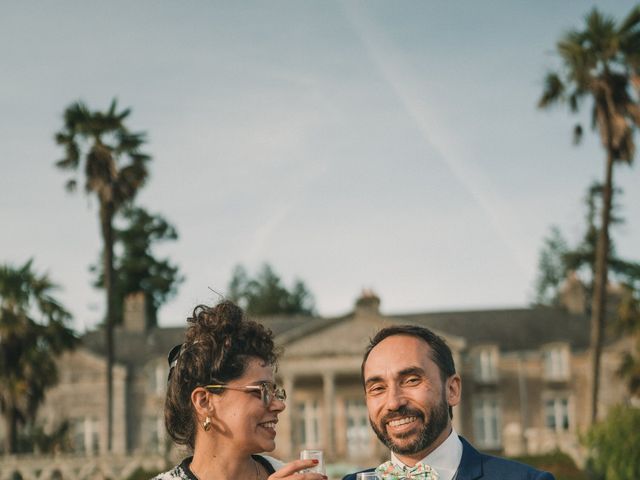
left=202, top=382, right=287, bottom=407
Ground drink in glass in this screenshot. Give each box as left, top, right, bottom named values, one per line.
left=356, top=473, right=380, bottom=480
left=300, top=449, right=324, bottom=474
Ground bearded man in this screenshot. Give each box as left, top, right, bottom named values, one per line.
left=343, top=325, right=555, bottom=480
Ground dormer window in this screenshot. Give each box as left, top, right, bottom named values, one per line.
left=542, top=343, right=570, bottom=381
left=473, top=346, right=499, bottom=383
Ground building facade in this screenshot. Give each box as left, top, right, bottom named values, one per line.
left=1, top=289, right=634, bottom=479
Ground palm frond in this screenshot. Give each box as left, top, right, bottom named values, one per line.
left=116, top=107, right=132, bottom=122
left=584, top=8, right=617, bottom=46
left=618, top=5, right=640, bottom=37
left=115, top=131, right=147, bottom=154
left=573, top=124, right=583, bottom=145
left=64, top=179, right=77, bottom=193
left=107, top=98, right=117, bottom=117
left=55, top=157, right=78, bottom=170
left=538, top=72, right=565, bottom=108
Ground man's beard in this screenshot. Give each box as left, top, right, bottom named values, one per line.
left=369, top=395, right=449, bottom=456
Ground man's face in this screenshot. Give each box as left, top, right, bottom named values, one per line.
left=363, top=335, right=460, bottom=463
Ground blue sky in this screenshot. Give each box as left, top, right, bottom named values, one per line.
left=2, top=1, right=639, bottom=331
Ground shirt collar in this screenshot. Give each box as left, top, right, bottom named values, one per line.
left=390, top=427, right=463, bottom=480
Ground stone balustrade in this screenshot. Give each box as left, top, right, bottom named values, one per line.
left=0, top=453, right=168, bottom=480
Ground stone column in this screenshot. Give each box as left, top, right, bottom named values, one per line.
left=322, top=372, right=335, bottom=458
left=282, top=376, right=295, bottom=458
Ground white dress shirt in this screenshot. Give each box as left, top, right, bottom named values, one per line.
left=390, top=427, right=463, bottom=480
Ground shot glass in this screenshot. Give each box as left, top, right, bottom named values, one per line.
left=300, top=449, right=324, bottom=474
left=356, top=473, right=380, bottom=480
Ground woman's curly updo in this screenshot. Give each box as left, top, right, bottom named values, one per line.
left=164, top=300, right=279, bottom=449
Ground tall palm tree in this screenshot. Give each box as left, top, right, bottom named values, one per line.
left=0, top=260, right=76, bottom=453
left=54, top=99, right=150, bottom=450
left=539, top=6, right=640, bottom=423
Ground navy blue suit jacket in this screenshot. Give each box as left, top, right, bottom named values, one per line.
left=342, top=437, right=555, bottom=480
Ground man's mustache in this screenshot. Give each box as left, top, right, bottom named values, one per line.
left=380, top=406, right=424, bottom=427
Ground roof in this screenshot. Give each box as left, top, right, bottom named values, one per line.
left=79, top=305, right=594, bottom=366
left=393, top=306, right=591, bottom=352
left=81, top=314, right=326, bottom=367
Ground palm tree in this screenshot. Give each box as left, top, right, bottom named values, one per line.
left=539, top=6, right=640, bottom=423
left=92, top=205, right=183, bottom=328
left=0, top=260, right=77, bottom=453
left=54, top=99, right=150, bottom=450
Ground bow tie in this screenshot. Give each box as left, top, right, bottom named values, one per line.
left=375, top=461, right=439, bottom=480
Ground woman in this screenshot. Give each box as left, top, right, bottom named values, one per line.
left=154, top=301, right=325, bottom=480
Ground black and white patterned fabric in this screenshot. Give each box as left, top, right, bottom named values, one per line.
left=152, top=455, right=280, bottom=480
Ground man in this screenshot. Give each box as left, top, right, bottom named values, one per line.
left=343, top=325, right=554, bottom=480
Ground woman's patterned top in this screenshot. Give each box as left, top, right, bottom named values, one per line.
left=152, top=455, right=278, bottom=480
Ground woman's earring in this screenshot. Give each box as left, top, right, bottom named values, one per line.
left=202, top=416, right=212, bottom=431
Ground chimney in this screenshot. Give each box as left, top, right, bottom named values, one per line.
left=559, top=272, right=587, bottom=314
left=123, top=292, right=147, bottom=332
left=355, top=289, right=381, bottom=317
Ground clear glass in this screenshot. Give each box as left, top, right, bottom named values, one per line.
left=300, top=449, right=325, bottom=474
left=356, top=473, right=380, bottom=480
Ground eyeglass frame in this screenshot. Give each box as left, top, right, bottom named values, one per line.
left=201, top=381, right=287, bottom=407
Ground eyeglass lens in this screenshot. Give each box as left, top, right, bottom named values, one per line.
left=260, top=383, right=286, bottom=405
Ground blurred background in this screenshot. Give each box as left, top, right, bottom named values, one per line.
left=1, top=2, right=640, bottom=479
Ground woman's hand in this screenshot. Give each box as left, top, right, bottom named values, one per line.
left=268, top=459, right=327, bottom=480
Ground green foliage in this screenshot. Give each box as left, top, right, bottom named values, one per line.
left=93, top=205, right=183, bottom=327
left=228, top=264, right=316, bottom=316
left=534, top=226, right=569, bottom=306
left=533, top=184, right=640, bottom=308
left=538, top=6, right=640, bottom=164
left=17, top=421, right=71, bottom=454
left=510, top=451, right=588, bottom=480
left=585, top=405, right=640, bottom=480
left=0, top=260, right=77, bottom=453
left=55, top=99, right=150, bottom=204
left=615, top=285, right=640, bottom=395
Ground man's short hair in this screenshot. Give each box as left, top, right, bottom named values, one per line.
left=361, top=324, right=456, bottom=385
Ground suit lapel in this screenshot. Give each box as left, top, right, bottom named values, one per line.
left=455, top=437, right=483, bottom=480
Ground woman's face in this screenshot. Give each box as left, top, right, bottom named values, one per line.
left=209, top=357, right=285, bottom=454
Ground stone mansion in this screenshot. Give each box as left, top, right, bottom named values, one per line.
left=1, top=283, right=634, bottom=477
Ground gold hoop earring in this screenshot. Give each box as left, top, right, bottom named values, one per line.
left=202, top=416, right=212, bottom=431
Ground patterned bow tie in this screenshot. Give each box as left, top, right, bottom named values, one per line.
left=375, top=461, right=439, bottom=480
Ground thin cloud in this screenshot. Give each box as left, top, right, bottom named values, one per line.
left=342, top=3, right=533, bottom=277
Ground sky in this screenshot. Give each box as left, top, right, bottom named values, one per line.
left=2, top=1, right=640, bottom=332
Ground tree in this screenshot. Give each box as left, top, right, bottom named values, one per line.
left=534, top=226, right=570, bottom=306
left=534, top=184, right=639, bottom=306
left=0, top=260, right=77, bottom=453
left=616, top=281, right=640, bottom=396
left=538, top=6, right=640, bottom=423
left=585, top=405, right=640, bottom=480
left=228, top=264, right=316, bottom=316
left=54, top=99, right=150, bottom=450
left=92, top=205, right=183, bottom=328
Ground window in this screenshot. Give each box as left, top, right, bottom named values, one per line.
left=473, top=346, right=499, bottom=383
left=543, top=344, right=570, bottom=381
left=294, top=399, right=321, bottom=448
left=473, top=396, right=501, bottom=449
left=71, top=417, right=100, bottom=454
left=544, top=396, right=570, bottom=431
left=345, top=399, right=370, bottom=457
